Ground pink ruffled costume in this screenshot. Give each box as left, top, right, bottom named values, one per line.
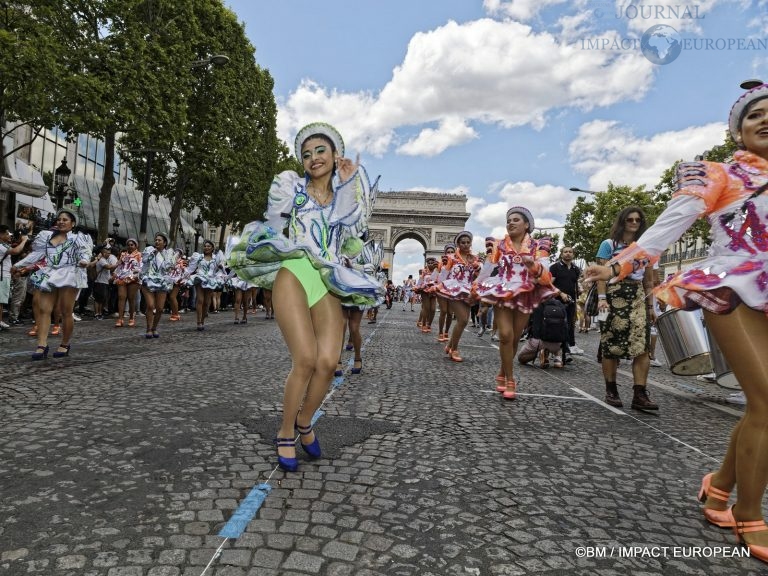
left=608, top=151, right=768, bottom=316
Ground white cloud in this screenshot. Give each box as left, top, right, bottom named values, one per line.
left=483, top=0, right=569, bottom=21
left=568, top=119, right=728, bottom=189
left=616, top=0, right=721, bottom=35
left=278, top=19, right=655, bottom=157
left=397, top=117, right=478, bottom=156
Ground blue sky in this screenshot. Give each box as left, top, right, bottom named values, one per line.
left=224, top=0, right=767, bottom=284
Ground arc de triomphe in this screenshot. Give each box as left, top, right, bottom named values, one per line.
left=367, top=191, right=470, bottom=274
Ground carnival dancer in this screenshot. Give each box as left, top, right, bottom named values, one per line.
left=475, top=207, right=556, bottom=398
left=167, top=249, right=187, bottom=321
left=402, top=274, right=415, bottom=311
left=227, top=122, right=382, bottom=472
left=113, top=238, right=141, bottom=327
left=186, top=240, right=225, bottom=331
left=419, top=257, right=439, bottom=333
left=584, top=83, right=768, bottom=563
left=12, top=209, right=93, bottom=359
left=435, top=231, right=481, bottom=362
left=436, top=243, right=456, bottom=342
left=414, top=269, right=426, bottom=328
left=140, top=233, right=175, bottom=338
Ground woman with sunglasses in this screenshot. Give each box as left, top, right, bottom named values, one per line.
left=228, top=122, right=381, bottom=472
left=113, top=238, right=142, bottom=327
left=585, top=83, right=768, bottom=563
left=593, top=207, right=658, bottom=411
left=12, top=209, right=92, bottom=359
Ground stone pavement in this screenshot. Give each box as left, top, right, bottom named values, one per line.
left=0, top=307, right=763, bottom=576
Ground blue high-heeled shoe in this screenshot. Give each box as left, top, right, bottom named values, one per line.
left=295, top=422, right=322, bottom=459
left=31, top=345, right=49, bottom=360
left=52, top=344, right=71, bottom=358
left=274, top=438, right=298, bottom=472
left=351, top=360, right=363, bottom=375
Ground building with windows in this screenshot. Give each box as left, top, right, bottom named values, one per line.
left=1, top=123, right=210, bottom=254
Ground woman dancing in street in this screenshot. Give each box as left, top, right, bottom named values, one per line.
left=228, top=122, right=381, bottom=472
left=186, top=240, right=225, bottom=331
left=475, top=207, right=556, bottom=399
left=140, top=233, right=175, bottom=338
left=113, top=239, right=141, bottom=327
left=436, top=243, right=456, bottom=343
left=585, top=82, right=768, bottom=563
left=435, top=231, right=480, bottom=362
left=12, top=209, right=93, bottom=359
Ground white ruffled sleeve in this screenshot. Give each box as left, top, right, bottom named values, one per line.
left=264, top=171, right=301, bottom=231
left=73, top=232, right=93, bottom=265
left=15, top=231, right=52, bottom=269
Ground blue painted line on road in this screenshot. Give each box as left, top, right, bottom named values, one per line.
left=217, top=483, right=272, bottom=539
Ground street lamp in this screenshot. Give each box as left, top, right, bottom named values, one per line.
left=194, top=214, right=203, bottom=252
left=568, top=187, right=599, bottom=196
left=54, top=159, right=72, bottom=209
left=191, top=54, right=230, bottom=68
left=740, top=79, right=763, bottom=89
left=112, top=218, right=120, bottom=237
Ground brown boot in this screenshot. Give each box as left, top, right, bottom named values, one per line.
left=604, top=381, right=623, bottom=407
left=631, top=385, right=659, bottom=411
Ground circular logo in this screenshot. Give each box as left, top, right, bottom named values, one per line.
left=641, top=24, right=682, bottom=65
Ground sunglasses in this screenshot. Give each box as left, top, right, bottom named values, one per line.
left=625, top=217, right=642, bottom=223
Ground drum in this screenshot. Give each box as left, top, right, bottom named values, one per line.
left=705, top=326, right=741, bottom=390
left=655, top=308, right=713, bottom=376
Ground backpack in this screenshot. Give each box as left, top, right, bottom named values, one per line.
left=535, top=297, right=568, bottom=344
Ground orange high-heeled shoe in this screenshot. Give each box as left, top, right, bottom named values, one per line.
left=502, top=378, right=517, bottom=400
left=733, top=517, right=768, bottom=563
left=128, top=316, right=136, bottom=327
left=450, top=350, right=463, bottom=363
left=437, top=333, right=448, bottom=342
left=698, top=473, right=736, bottom=527
left=495, top=375, right=506, bottom=392
left=51, top=324, right=60, bottom=336
left=444, top=345, right=452, bottom=354
left=115, top=318, right=124, bottom=327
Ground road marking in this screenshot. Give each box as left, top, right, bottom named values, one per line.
left=570, top=387, right=628, bottom=415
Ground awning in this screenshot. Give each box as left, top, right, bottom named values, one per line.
left=1, top=154, right=49, bottom=198
left=69, top=175, right=202, bottom=250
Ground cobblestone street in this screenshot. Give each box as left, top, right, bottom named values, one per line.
left=0, top=307, right=762, bottom=575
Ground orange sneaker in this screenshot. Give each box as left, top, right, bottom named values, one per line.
left=51, top=324, right=60, bottom=336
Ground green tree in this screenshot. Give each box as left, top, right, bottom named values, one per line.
left=0, top=2, right=63, bottom=166
left=121, top=2, right=278, bottom=248
left=563, top=183, right=657, bottom=263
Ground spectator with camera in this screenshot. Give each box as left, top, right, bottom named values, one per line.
left=0, top=224, right=30, bottom=329
left=88, top=245, right=117, bottom=320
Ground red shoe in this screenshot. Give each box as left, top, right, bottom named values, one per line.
left=733, top=517, right=768, bottom=563
left=502, top=379, right=517, bottom=400
left=698, top=473, right=735, bottom=528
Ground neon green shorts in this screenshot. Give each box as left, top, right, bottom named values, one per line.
left=281, top=257, right=329, bottom=308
